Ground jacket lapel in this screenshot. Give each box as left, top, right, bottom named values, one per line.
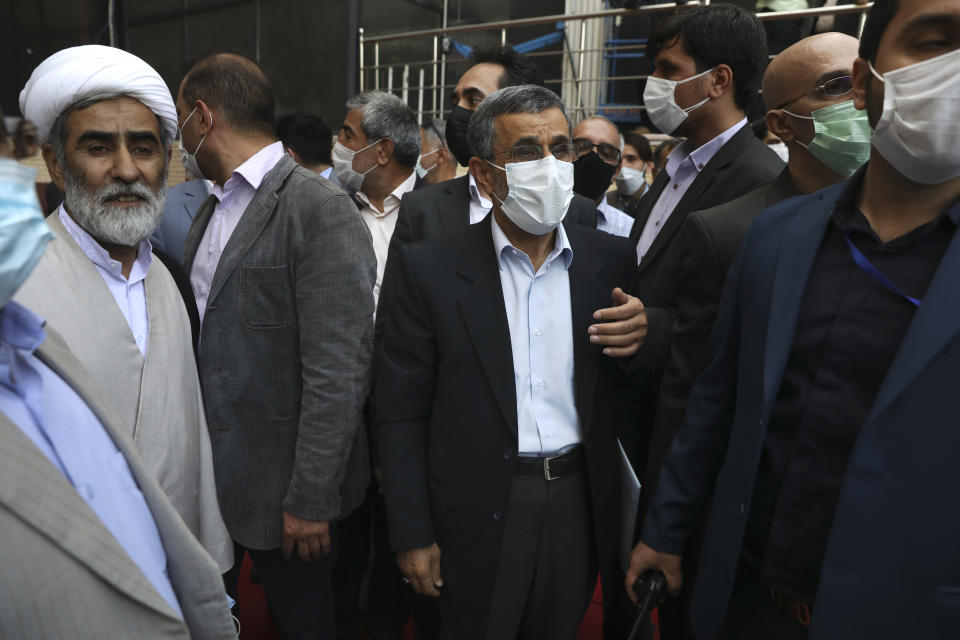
left=762, top=189, right=838, bottom=410
left=206, top=156, right=297, bottom=306
left=444, top=175, right=473, bottom=235
left=566, top=228, right=608, bottom=438
left=629, top=170, right=669, bottom=242
left=866, top=222, right=960, bottom=423
left=454, top=220, right=518, bottom=442
left=0, top=338, right=181, bottom=621
left=182, top=194, right=217, bottom=271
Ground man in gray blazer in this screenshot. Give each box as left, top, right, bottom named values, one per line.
left=177, top=53, right=376, bottom=639
left=0, top=156, right=235, bottom=639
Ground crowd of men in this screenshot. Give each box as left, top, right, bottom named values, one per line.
left=1, top=0, right=958, bottom=638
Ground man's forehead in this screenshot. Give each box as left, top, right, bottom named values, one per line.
left=67, top=96, right=161, bottom=133
left=574, top=119, right=619, bottom=145
left=494, top=108, right=569, bottom=145
left=459, top=63, right=505, bottom=94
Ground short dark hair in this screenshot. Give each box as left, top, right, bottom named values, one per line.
left=469, top=44, right=545, bottom=88
left=277, top=114, right=332, bottom=166
left=647, top=4, right=767, bottom=111
left=181, top=52, right=275, bottom=137
left=623, top=132, right=652, bottom=163
left=468, top=85, right=570, bottom=160
left=859, top=0, right=899, bottom=64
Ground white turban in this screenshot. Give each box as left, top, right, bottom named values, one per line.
left=19, top=44, right=177, bottom=145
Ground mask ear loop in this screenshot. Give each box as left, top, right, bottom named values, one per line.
left=676, top=66, right=716, bottom=113
left=867, top=61, right=886, bottom=83
left=779, top=108, right=815, bottom=149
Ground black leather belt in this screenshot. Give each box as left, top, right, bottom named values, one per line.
left=514, top=445, right=584, bottom=481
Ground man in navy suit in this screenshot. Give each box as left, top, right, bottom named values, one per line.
left=627, top=0, right=960, bottom=638
left=152, top=177, right=210, bottom=263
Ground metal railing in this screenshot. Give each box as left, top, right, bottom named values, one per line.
left=358, top=1, right=873, bottom=124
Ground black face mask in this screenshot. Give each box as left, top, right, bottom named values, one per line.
left=573, top=151, right=618, bottom=201
left=445, top=105, right=475, bottom=167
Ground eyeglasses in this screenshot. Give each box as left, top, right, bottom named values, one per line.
left=774, top=75, right=854, bottom=110
left=573, top=138, right=621, bottom=164
left=495, top=143, right=580, bottom=164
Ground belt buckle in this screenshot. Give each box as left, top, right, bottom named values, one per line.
left=543, top=454, right=560, bottom=481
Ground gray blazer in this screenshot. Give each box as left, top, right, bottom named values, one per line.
left=183, top=154, right=376, bottom=548
left=0, top=326, right=235, bottom=639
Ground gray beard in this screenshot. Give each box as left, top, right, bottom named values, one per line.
left=63, top=170, right=166, bottom=247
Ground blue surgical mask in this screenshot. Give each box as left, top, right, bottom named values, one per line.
left=0, top=159, right=54, bottom=306
left=414, top=148, right=441, bottom=180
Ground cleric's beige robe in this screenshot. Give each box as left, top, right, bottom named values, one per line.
left=15, top=212, right=232, bottom=570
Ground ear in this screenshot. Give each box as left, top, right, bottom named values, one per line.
left=286, top=147, right=304, bottom=165
left=612, top=160, right=622, bottom=180
left=709, top=64, right=734, bottom=100
left=851, top=57, right=871, bottom=111
left=195, top=100, right=214, bottom=134
left=765, top=109, right=795, bottom=144
left=377, top=138, right=395, bottom=165
left=469, top=156, right=496, bottom=196
left=42, top=143, right=67, bottom=192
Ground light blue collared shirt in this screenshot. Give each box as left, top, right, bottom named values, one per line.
left=492, top=217, right=582, bottom=455
left=636, top=118, right=748, bottom=262
left=596, top=194, right=635, bottom=238
left=59, top=207, right=153, bottom=356
left=0, top=302, right=182, bottom=617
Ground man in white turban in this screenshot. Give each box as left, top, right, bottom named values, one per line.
left=15, top=45, right=232, bottom=571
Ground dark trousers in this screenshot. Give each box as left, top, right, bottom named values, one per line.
left=454, top=468, right=596, bottom=640
left=718, top=563, right=809, bottom=640
left=332, top=493, right=374, bottom=639
left=365, top=491, right=441, bottom=640
left=225, top=541, right=335, bottom=640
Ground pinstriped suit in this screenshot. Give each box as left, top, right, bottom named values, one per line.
left=0, top=326, right=235, bottom=639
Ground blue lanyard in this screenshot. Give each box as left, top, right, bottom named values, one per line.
left=843, top=235, right=921, bottom=307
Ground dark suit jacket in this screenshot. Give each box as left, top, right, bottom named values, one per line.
left=152, top=180, right=210, bottom=263
left=620, top=124, right=783, bottom=478
left=376, top=218, right=634, bottom=637
left=643, top=181, right=960, bottom=639
left=640, top=168, right=802, bottom=517
left=183, top=155, right=376, bottom=548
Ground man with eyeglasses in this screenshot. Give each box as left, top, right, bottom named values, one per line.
left=571, top=116, right=636, bottom=237
left=630, top=32, right=864, bottom=638
left=377, top=84, right=640, bottom=640
left=628, top=0, right=960, bottom=637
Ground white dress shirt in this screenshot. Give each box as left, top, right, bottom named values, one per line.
left=596, top=194, right=634, bottom=238
left=492, top=217, right=582, bottom=455
left=356, top=170, right=418, bottom=306
left=468, top=172, right=493, bottom=225
left=191, top=141, right=285, bottom=322
left=636, top=118, right=748, bottom=262
left=59, top=207, right=152, bottom=356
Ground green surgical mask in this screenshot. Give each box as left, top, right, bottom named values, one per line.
left=782, top=100, right=871, bottom=177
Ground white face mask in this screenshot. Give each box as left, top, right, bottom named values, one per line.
left=615, top=166, right=648, bottom=197
left=332, top=139, right=380, bottom=192
left=486, top=155, right=574, bottom=236
left=178, top=107, right=208, bottom=180
left=769, top=141, right=790, bottom=164
left=642, top=67, right=715, bottom=134
left=414, top=148, right=440, bottom=179
left=868, top=48, right=960, bottom=185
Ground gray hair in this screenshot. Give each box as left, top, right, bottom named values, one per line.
left=345, top=91, right=421, bottom=168
left=578, top=115, right=624, bottom=151
left=48, top=93, right=175, bottom=168
left=467, top=85, right=571, bottom=161
left=421, top=117, right=446, bottom=149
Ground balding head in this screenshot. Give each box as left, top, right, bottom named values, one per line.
left=762, top=33, right=860, bottom=110
left=180, top=52, right=275, bottom=137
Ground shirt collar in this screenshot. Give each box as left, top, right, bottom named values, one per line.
left=665, top=117, right=748, bottom=178
left=357, top=169, right=417, bottom=216
left=58, top=206, right=153, bottom=284
left=469, top=173, right=493, bottom=209
left=0, top=301, right=47, bottom=353
left=596, top=193, right=614, bottom=223
left=211, top=141, right=284, bottom=201
left=491, top=214, right=573, bottom=271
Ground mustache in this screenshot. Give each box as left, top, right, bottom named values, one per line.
left=95, top=181, right=159, bottom=205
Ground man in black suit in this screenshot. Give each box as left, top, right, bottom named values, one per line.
left=621, top=2, right=781, bottom=486
left=644, top=32, right=867, bottom=528
left=377, top=85, right=644, bottom=640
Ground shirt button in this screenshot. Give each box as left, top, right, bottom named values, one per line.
left=84, top=484, right=95, bottom=499
left=537, top=380, right=545, bottom=387
left=673, top=184, right=679, bottom=190
left=493, top=510, right=503, bottom=521
left=503, top=451, right=512, bottom=461
left=737, top=502, right=745, bottom=517
left=535, top=329, right=543, bottom=336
